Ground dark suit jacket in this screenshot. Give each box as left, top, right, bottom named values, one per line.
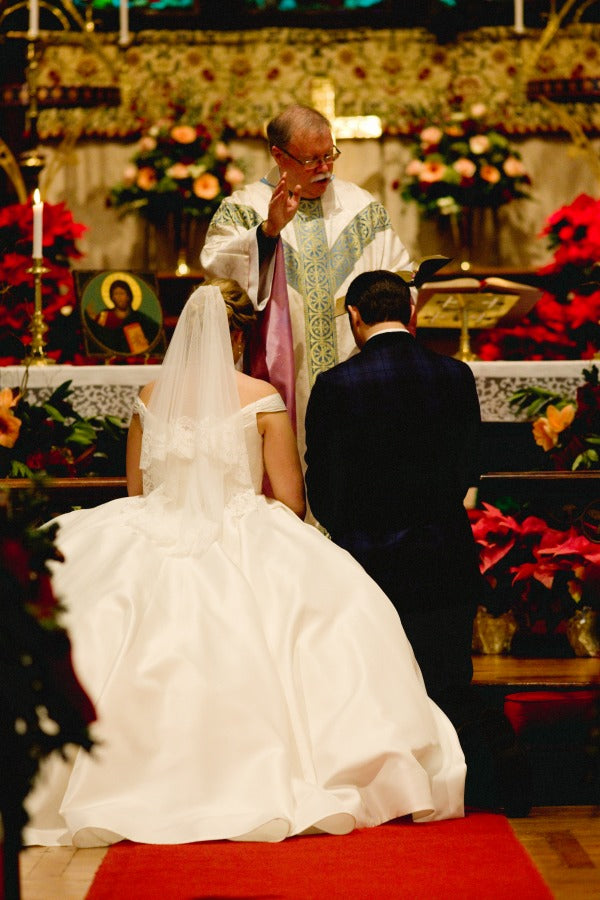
left=305, top=330, right=483, bottom=620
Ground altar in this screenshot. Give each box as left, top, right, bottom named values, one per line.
left=0, top=359, right=591, bottom=424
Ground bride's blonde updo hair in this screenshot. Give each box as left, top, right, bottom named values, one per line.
left=203, top=277, right=256, bottom=339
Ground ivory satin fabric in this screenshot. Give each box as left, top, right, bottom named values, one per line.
left=24, top=394, right=465, bottom=847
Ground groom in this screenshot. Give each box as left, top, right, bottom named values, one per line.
left=304, top=269, right=531, bottom=816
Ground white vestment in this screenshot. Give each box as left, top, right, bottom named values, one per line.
left=201, top=168, right=414, bottom=458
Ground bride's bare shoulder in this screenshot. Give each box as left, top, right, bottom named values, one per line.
left=236, top=371, right=278, bottom=405
left=138, top=381, right=155, bottom=405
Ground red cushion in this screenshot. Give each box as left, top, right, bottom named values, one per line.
left=504, top=689, right=600, bottom=734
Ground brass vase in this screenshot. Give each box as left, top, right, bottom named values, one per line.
left=472, top=605, right=517, bottom=655
left=566, top=607, right=600, bottom=657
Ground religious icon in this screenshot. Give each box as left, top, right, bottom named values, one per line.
left=76, top=270, right=165, bottom=358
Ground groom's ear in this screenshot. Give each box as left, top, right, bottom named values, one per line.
left=347, top=305, right=361, bottom=329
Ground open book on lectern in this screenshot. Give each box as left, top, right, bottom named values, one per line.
left=416, top=276, right=543, bottom=330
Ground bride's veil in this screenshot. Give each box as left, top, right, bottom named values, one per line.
left=128, top=284, right=257, bottom=554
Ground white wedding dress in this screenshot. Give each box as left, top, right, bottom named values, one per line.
left=24, top=392, right=465, bottom=847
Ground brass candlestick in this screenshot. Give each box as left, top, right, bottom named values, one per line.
left=24, top=258, right=54, bottom=365
left=454, top=295, right=479, bottom=362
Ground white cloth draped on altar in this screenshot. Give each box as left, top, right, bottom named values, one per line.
left=0, top=361, right=592, bottom=424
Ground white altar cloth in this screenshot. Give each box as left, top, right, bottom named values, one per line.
left=0, top=360, right=593, bottom=423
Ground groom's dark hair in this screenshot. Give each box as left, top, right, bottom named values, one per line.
left=345, top=270, right=412, bottom=326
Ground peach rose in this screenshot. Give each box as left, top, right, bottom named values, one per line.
left=167, top=163, right=190, bottom=179
left=136, top=167, right=158, bottom=190
left=469, top=134, right=491, bottom=154
left=405, top=159, right=424, bottom=177
left=122, top=164, right=138, bottom=186
left=214, top=141, right=230, bottom=161
left=224, top=165, right=245, bottom=187
left=419, top=125, right=443, bottom=147
left=139, top=135, right=157, bottom=152
left=480, top=165, right=501, bottom=184
left=193, top=172, right=221, bottom=200
left=453, top=157, right=476, bottom=179
left=170, top=125, right=197, bottom=144
left=503, top=156, right=526, bottom=178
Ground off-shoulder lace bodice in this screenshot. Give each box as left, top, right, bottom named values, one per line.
left=134, top=391, right=286, bottom=496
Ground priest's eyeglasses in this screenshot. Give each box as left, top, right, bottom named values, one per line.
left=277, top=146, right=341, bottom=170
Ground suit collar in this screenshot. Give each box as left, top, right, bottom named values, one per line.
left=363, top=330, right=413, bottom=351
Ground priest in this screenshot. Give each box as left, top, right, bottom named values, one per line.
left=200, top=103, right=415, bottom=459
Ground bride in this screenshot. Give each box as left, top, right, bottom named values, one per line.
left=24, top=280, right=466, bottom=847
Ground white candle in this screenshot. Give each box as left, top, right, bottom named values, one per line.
left=514, top=0, right=524, bottom=33
left=32, top=189, right=43, bottom=259
left=119, top=0, right=129, bottom=46
left=28, top=0, right=39, bottom=39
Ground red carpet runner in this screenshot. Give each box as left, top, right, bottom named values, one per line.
left=85, top=812, right=552, bottom=899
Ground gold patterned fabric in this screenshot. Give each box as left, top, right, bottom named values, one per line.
left=33, top=24, right=600, bottom=139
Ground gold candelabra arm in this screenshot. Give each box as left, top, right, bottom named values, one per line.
left=0, top=138, right=28, bottom=203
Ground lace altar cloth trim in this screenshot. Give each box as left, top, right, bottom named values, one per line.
left=0, top=361, right=591, bottom=423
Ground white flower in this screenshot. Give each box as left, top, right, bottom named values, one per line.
left=469, top=134, right=491, bottom=154
left=470, top=102, right=487, bottom=119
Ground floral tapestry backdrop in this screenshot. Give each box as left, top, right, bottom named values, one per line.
left=33, top=25, right=600, bottom=140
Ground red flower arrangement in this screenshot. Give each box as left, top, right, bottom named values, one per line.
left=470, top=501, right=600, bottom=638
left=0, top=200, right=87, bottom=364
left=474, top=194, right=600, bottom=360
left=0, top=483, right=95, bottom=868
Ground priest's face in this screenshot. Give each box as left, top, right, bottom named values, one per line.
left=271, top=127, right=338, bottom=200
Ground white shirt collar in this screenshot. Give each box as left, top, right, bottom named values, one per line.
left=365, top=326, right=410, bottom=342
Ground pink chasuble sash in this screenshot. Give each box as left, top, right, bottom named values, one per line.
left=248, top=239, right=296, bottom=433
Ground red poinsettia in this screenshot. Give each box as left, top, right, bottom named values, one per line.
left=474, top=193, right=600, bottom=360
left=0, top=199, right=87, bottom=364
left=470, top=501, right=600, bottom=633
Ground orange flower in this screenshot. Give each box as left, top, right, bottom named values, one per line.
left=419, top=161, right=447, bottom=183
left=0, top=388, right=21, bottom=449
left=480, top=165, right=501, bottom=184
left=170, top=125, right=197, bottom=144
left=532, top=404, right=576, bottom=451
left=193, top=172, right=220, bottom=200
left=136, top=167, right=158, bottom=190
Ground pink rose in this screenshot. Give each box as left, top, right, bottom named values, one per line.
left=419, top=126, right=443, bottom=148
left=138, top=136, right=157, bottom=152
left=503, top=156, right=526, bottom=177
left=453, top=157, right=476, bottom=179
left=405, top=159, right=424, bottom=177
left=224, top=165, right=245, bottom=187
left=122, top=164, right=138, bottom=186
left=167, top=163, right=190, bottom=179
